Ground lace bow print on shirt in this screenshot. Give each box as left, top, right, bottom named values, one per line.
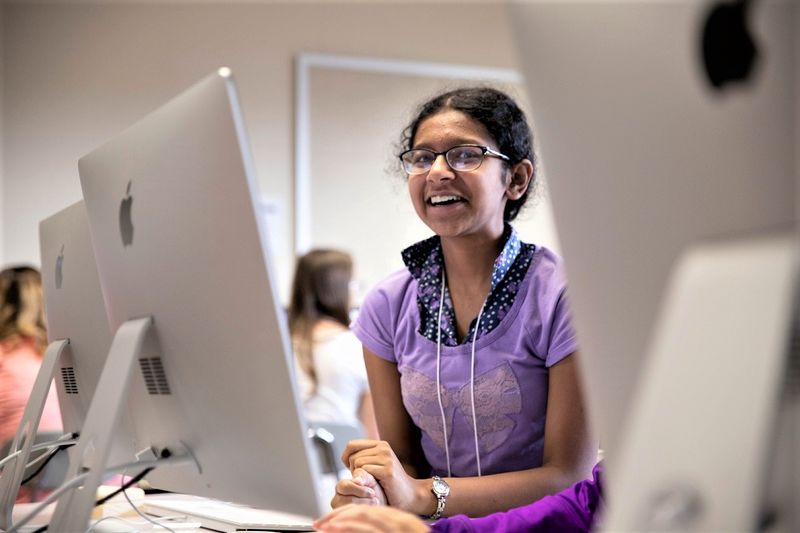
left=400, top=362, right=522, bottom=454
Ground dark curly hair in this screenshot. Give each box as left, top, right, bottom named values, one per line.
left=400, top=87, right=535, bottom=222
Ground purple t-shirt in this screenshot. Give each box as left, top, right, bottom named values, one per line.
left=352, top=246, right=578, bottom=477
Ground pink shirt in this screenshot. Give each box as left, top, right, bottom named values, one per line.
left=0, top=340, right=62, bottom=445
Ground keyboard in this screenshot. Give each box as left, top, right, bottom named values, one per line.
left=142, top=494, right=315, bottom=532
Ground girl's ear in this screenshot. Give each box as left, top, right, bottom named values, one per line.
left=505, top=159, right=534, bottom=200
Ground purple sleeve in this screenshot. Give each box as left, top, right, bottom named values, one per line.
left=528, top=248, right=579, bottom=367
left=545, top=288, right=579, bottom=367
left=430, top=463, right=604, bottom=533
left=351, top=277, right=399, bottom=363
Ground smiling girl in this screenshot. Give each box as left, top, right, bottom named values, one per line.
left=332, top=87, right=595, bottom=518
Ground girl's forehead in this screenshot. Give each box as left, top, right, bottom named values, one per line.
left=414, top=110, right=493, bottom=145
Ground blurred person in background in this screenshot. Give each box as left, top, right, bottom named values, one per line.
left=289, top=249, right=378, bottom=439
left=0, top=266, right=62, bottom=502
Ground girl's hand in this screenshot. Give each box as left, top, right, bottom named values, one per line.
left=314, top=503, right=430, bottom=533
left=340, top=440, right=427, bottom=513
left=331, top=468, right=386, bottom=508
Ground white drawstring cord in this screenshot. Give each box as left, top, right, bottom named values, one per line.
left=470, top=303, right=486, bottom=477
left=436, top=270, right=485, bottom=478
left=435, top=271, right=452, bottom=478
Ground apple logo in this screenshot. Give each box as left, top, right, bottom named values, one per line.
left=55, top=245, right=64, bottom=289
left=701, top=0, right=759, bottom=90
left=119, top=180, right=134, bottom=247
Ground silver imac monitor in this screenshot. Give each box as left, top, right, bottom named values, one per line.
left=64, top=68, right=325, bottom=529
left=39, top=200, right=131, bottom=459
left=510, top=1, right=797, bottom=531
left=0, top=200, right=136, bottom=529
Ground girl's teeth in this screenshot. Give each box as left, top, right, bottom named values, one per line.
left=431, top=195, right=461, bottom=205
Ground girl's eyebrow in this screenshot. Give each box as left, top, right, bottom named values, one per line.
left=412, top=138, right=486, bottom=150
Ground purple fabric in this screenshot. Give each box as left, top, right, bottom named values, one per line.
left=401, top=225, right=533, bottom=346
left=431, top=462, right=604, bottom=533
left=352, top=245, right=578, bottom=477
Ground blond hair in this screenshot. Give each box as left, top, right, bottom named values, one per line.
left=0, top=266, right=48, bottom=355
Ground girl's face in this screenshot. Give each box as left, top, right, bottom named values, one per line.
left=407, top=110, right=523, bottom=242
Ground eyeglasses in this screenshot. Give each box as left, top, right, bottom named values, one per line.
left=399, top=144, right=510, bottom=175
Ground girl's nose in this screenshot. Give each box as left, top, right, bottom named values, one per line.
left=426, top=154, right=454, bottom=182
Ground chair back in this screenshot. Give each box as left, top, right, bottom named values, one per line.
left=307, top=421, right=364, bottom=480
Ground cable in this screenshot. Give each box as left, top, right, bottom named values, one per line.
left=95, top=467, right=153, bottom=507
left=31, top=432, right=78, bottom=449
left=7, top=472, right=88, bottom=533
left=30, top=471, right=151, bottom=533
left=23, top=446, right=60, bottom=472
left=9, top=454, right=191, bottom=533
left=118, top=468, right=177, bottom=532
left=21, top=442, right=76, bottom=485
left=0, top=449, right=23, bottom=471
left=0, top=433, right=78, bottom=471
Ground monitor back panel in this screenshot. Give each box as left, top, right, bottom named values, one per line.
left=39, top=200, right=135, bottom=466
left=509, top=1, right=796, bottom=462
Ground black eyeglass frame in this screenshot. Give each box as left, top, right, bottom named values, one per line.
left=399, top=144, right=511, bottom=175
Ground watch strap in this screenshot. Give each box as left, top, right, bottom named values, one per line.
left=429, top=476, right=448, bottom=520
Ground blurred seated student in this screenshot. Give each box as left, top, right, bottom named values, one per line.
left=289, top=249, right=378, bottom=439
left=0, top=266, right=62, bottom=501
left=314, top=462, right=604, bottom=533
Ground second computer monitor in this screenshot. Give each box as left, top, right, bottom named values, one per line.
left=39, top=202, right=112, bottom=440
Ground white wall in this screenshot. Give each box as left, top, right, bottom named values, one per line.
left=0, top=3, right=4, bottom=266
left=1, top=2, right=524, bottom=295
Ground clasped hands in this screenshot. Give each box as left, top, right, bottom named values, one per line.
left=329, top=439, right=427, bottom=513
left=314, top=440, right=431, bottom=532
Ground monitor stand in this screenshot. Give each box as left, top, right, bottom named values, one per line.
left=0, top=339, right=69, bottom=531
left=47, top=317, right=156, bottom=532
left=603, top=232, right=798, bottom=531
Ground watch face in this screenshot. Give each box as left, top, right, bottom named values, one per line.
left=433, top=478, right=450, bottom=496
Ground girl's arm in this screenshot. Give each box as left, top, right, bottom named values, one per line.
left=358, top=390, right=380, bottom=440
left=331, top=348, right=428, bottom=508
left=362, top=348, right=428, bottom=477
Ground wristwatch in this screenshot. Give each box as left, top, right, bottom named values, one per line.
left=429, top=476, right=450, bottom=520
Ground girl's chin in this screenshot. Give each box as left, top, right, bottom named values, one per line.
left=426, top=220, right=505, bottom=242
left=426, top=223, right=471, bottom=239
left=423, top=206, right=468, bottom=228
